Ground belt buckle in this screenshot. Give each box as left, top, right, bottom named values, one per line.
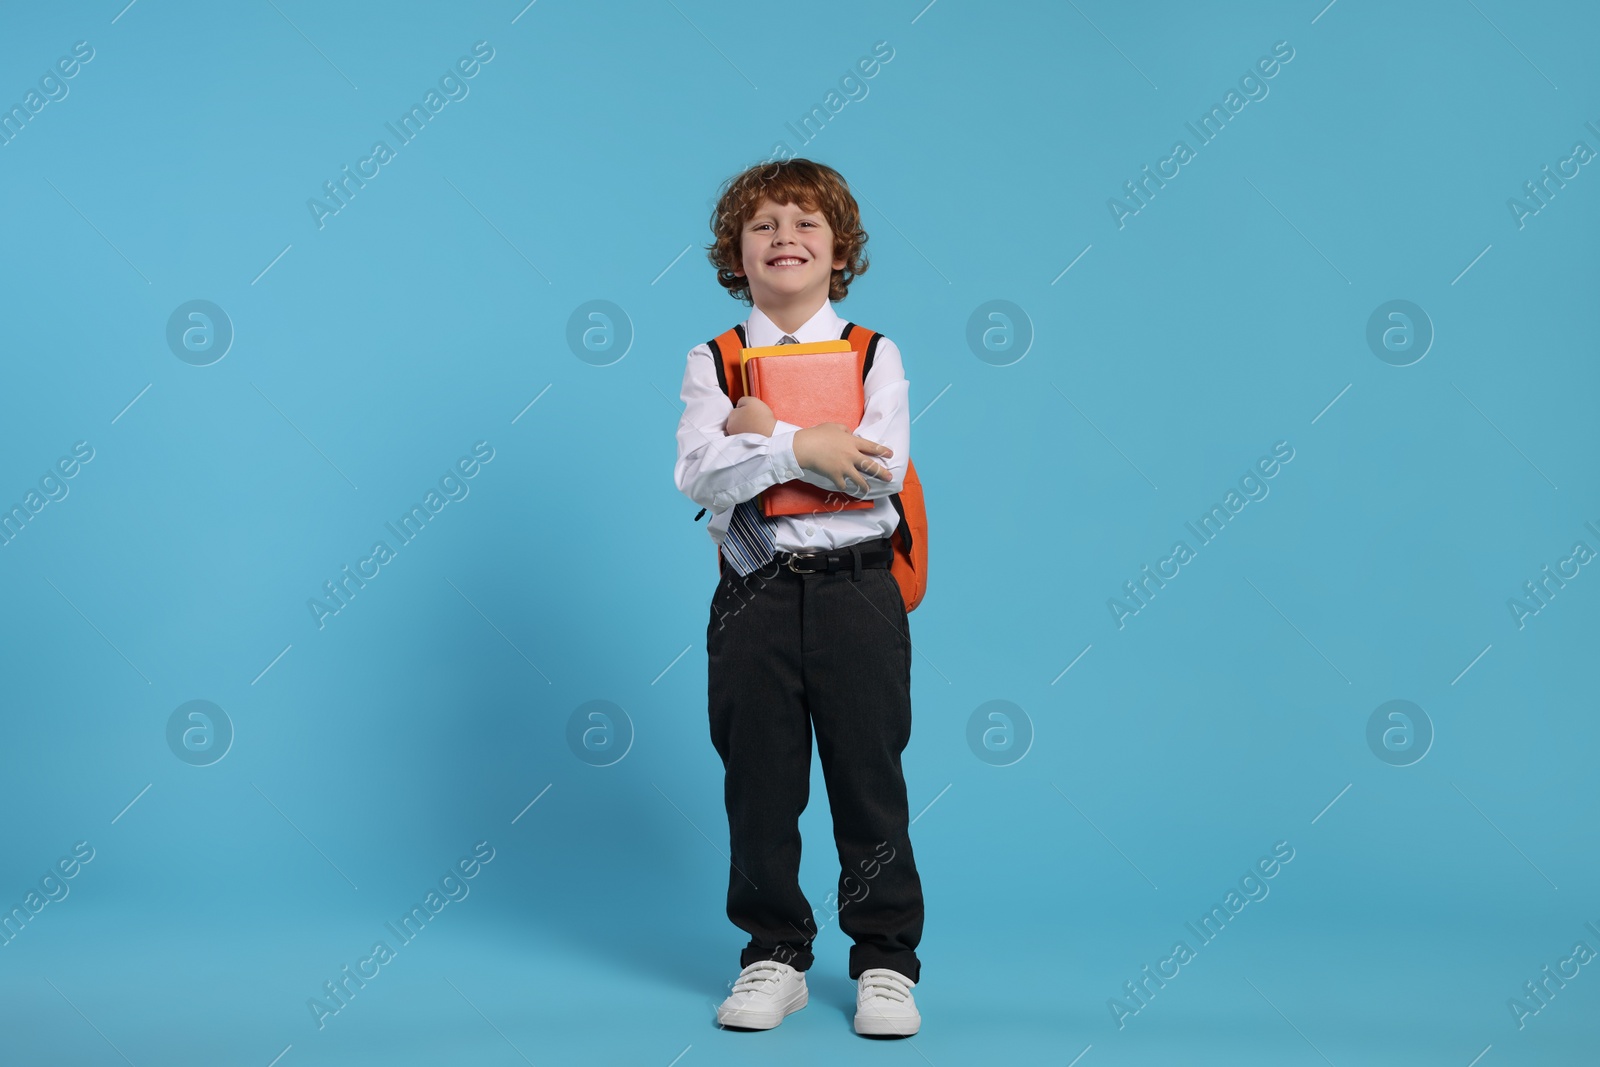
left=783, top=551, right=822, bottom=574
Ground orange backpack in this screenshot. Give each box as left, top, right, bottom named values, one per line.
left=691, top=320, right=928, bottom=612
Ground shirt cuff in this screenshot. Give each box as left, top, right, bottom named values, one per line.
left=770, top=425, right=805, bottom=482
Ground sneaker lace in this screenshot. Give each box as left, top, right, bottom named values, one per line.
left=731, top=960, right=789, bottom=995
left=858, top=969, right=913, bottom=1003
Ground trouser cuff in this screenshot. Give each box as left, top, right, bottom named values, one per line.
left=743, top=942, right=814, bottom=973
left=849, top=948, right=920, bottom=984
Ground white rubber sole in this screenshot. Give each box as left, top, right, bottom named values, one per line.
left=854, top=1007, right=921, bottom=1036
left=717, top=985, right=808, bottom=1030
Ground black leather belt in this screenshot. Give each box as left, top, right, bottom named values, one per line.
left=773, top=537, right=894, bottom=577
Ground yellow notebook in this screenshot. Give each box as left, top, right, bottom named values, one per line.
left=738, top=338, right=854, bottom=396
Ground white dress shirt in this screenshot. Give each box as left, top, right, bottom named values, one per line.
left=674, top=299, right=910, bottom=554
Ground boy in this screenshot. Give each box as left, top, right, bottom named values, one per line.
left=673, top=158, right=924, bottom=1037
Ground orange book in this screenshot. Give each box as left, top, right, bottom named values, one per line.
left=741, top=339, right=875, bottom=517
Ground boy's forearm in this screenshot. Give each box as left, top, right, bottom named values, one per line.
left=675, top=425, right=806, bottom=511
left=773, top=419, right=906, bottom=502
left=676, top=351, right=799, bottom=509
left=697, top=423, right=894, bottom=507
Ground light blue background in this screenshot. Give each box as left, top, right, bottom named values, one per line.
left=1, top=1, right=1596, bottom=1063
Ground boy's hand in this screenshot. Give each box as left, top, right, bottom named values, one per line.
left=724, top=395, right=776, bottom=437
left=794, top=423, right=894, bottom=495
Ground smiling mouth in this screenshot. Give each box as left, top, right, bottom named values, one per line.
left=767, top=257, right=806, bottom=267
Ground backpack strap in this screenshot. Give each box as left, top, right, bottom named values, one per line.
left=840, top=320, right=883, bottom=378
left=705, top=324, right=748, bottom=402
left=840, top=322, right=913, bottom=562
left=691, top=326, right=748, bottom=523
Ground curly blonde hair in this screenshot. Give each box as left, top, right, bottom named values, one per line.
left=705, top=158, right=870, bottom=304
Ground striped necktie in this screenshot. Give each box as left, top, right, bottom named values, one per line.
left=721, top=333, right=797, bottom=577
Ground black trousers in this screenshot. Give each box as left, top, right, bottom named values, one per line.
left=705, top=540, right=924, bottom=983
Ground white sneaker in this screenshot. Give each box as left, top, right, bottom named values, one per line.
left=716, top=959, right=808, bottom=1030
left=854, top=967, right=920, bottom=1036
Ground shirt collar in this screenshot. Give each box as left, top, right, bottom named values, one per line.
left=746, top=299, right=843, bottom=347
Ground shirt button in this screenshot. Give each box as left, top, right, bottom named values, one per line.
left=804, top=525, right=815, bottom=535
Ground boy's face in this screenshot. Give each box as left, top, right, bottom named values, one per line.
left=733, top=197, right=847, bottom=309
